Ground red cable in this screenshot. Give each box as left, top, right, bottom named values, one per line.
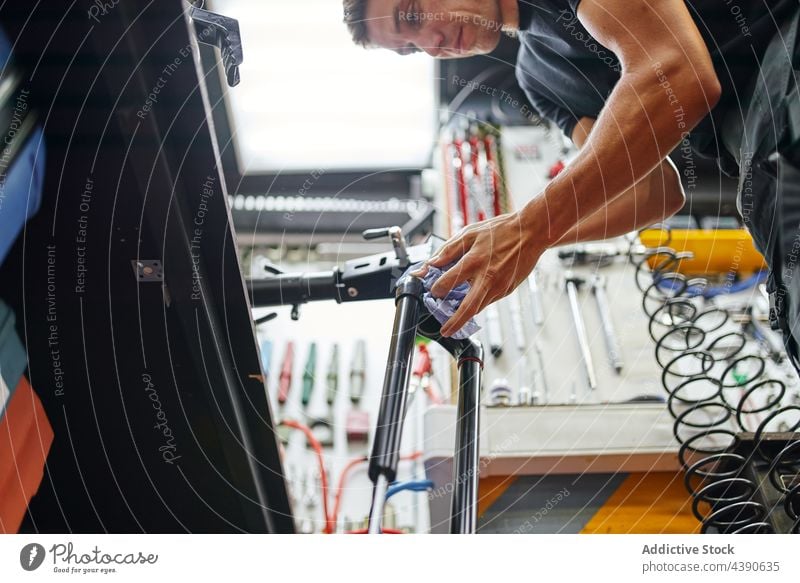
left=331, top=455, right=367, bottom=528
left=280, top=419, right=334, bottom=534
left=330, top=451, right=423, bottom=530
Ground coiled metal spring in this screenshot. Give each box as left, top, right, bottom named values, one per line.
left=633, top=235, right=800, bottom=533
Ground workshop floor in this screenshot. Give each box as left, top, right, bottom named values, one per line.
left=477, top=472, right=699, bottom=534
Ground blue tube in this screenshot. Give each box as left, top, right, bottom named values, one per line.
left=385, top=479, right=434, bottom=500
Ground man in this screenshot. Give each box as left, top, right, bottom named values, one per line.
left=342, top=0, right=800, bottom=365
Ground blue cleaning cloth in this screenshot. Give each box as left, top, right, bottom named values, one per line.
left=404, top=262, right=481, bottom=340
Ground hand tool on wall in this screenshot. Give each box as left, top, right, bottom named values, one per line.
left=326, top=344, right=339, bottom=407
left=565, top=274, right=598, bottom=392
left=483, top=134, right=503, bottom=217
left=446, top=133, right=469, bottom=231
left=410, top=342, right=443, bottom=405
left=301, top=342, right=317, bottom=408
left=532, top=338, right=550, bottom=403
left=459, top=136, right=478, bottom=225
left=509, top=293, right=540, bottom=402
left=278, top=341, right=295, bottom=405
left=349, top=339, right=366, bottom=404
left=591, top=276, right=624, bottom=374
left=346, top=339, right=370, bottom=443
left=558, top=246, right=619, bottom=268
left=485, top=304, right=504, bottom=358
left=509, top=292, right=527, bottom=353
left=444, top=138, right=466, bottom=234
left=311, top=344, right=339, bottom=447
left=475, top=139, right=492, bottom=221
left=528, top=270, right=545, bottom=326
left=466, top=122, right=489, bottom=221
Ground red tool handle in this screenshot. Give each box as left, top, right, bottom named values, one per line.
left=483, top=135, right=502, bottom=218
left=453, top=139, right=470, bottom=226
left=278, top=341, right=295, bottom=404
left=412, top=343, right=432, bottom=377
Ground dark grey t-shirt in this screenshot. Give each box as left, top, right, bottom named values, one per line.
left=516, top=0, right=797, bottom=159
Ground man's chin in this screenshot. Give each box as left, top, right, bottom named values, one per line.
left=477, top=33, right=502, bottom=54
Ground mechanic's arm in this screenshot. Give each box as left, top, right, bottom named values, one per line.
left=545, top=0, right=718, bottom=242
left=420, top=0, right=719, bottom=337
left=558, top=116, right=686, bottom=243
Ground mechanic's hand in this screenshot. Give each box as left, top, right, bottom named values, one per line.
left=412, top=207, right=548, bottom=337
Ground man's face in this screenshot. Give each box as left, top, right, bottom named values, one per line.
left=364, top=0, right=504, bottom=58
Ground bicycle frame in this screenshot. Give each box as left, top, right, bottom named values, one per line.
left=247, top=237, right=485, bottom=533
left=366, top=274, right=484, bottom=534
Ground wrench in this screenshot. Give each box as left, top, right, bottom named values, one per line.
left=591, top=276, right=624, bottom=374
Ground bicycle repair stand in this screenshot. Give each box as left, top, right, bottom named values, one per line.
left=247, top=226, right=484, bottom=533
left=366, top=273, right=484, bottom=534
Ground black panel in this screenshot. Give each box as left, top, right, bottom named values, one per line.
left=0, top=0, right=293, bottom=532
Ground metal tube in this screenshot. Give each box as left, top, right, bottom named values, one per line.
left=367, top=276, right=423, bottom=483
left=248, top=272, right=338, bottom=307
left=528, top=271, right=545, bottom=326
left=592, top=277, right=624, bottom=373
left=367, top=475, right=390, bottom=534
left=566, top=278, right=598, bottom=391
left=449, top=354, right=482, bottom=534
left=509, top=292, right=527, bottom=352
left=533, top=339, right=550, bottom=402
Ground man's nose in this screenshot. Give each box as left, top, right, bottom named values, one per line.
left=415, top=28, right=445, bottom=57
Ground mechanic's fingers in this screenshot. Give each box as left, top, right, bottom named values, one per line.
left=429, top=253, right=478, bottom=298
left=409, top=263, right=429, bottom=277
left=440, top=285, right=489, bottom=338
left=427, top=232, right=474, bottom=269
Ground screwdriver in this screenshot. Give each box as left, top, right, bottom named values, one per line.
left=508, top=292, right=527, bottom=352
left=485, top=304, right=504, bottom=357
left=326, top=344, right=339, bottom=406
left=591, top=276, right=624, bottom=374
left=302, top=342, right=317, bottom=408
left=528, top=270, right=545, bottom=326
left=483, top=134, right=503, bottom=218
left=347, top=339, right=369, bottom=443
left=349, top=339, right=366, bottom=405
left=278, top=341, right=295, bottom=405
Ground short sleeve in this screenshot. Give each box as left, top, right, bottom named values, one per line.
left=565, top=0, right=584, bottom=14
left=515, top=65, right=581, bottom=139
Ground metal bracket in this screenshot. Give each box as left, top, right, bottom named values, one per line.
left=132, top=259, right=164, bottom=282
left=190, top=5, right=243, bottom=87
